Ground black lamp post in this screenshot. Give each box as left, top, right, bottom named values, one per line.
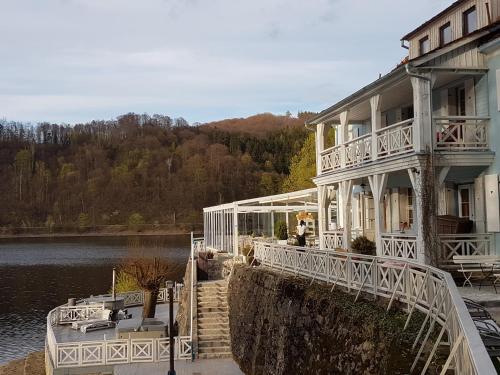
left=166, top=280, right=176, bottom=375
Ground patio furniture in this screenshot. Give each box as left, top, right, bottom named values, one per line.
left=453, top=255, right=500, bottom=292
left=463, top=298, right=493, bottom=321
left=71, top=309, right=112, bottom=331
left=80, top=320, right=116, bottom=333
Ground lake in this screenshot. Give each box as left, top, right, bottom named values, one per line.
left=0, top=235, right=191, bottom=364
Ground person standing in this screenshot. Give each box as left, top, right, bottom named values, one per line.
left=297, top=220, right=306, bottom=247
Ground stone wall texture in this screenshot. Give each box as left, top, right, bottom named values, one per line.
left=228, top=265, right=427, bottom=375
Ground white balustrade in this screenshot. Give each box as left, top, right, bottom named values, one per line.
left=320, top=145, right=342, bottom=172
left=434, top=117, right=489, bottom=150
left=58, top=304, right=105, bottom=324
left=253, top=241, right=495, bottom=375
left=323, top=231, right=344, bottom=249
left=438, top=233, right=493, bottom=266
left=376, top=119, right=414, bottom=159
left=344, top=134, right=372, bottom=167
left=380, top=233, right=417, bottom=259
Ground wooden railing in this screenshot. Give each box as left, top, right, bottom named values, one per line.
left=376, top=119, right=414, bottom=159
left=323, top=230, right=344, bottom=249
left=438, top=233, right=494, bottom=267
left=344, top=134, right=372, bottom=167
left=380, top=233, right=417, bottom=259
left=253, top=241, right=495, bottom=375
left=434, top=117, right=489, bottom=150
left=320, top=144, right=342, bottom=172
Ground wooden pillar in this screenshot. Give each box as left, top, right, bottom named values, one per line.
left=315, top=123, right=330, bottom=176
left=370, top=95, right=382, bottom=161
left=408, top=168, right=428, bottom=264
left=368, top=173, right=388, bottom=256
left=410, top=74, right=433, bottom=153
left=339, top=180, right=353, bottom=249
left=339, top=111, right=349, bottom=168
left=318, top=185, right=328, bottom=249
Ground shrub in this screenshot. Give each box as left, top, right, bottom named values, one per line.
left=351, top=236, right=376, bottom=256
left=206, top=250, right=214, bottom=259
left=128, top=213, right=145, bottom=231
left=274, top=221, right=288, bottom=240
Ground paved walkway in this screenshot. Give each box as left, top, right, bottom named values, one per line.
left=458, top=286, right=500, bottom=307
left=115, top=359, right=244, bottom=375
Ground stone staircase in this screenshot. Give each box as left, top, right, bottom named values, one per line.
left=197, top=280, right=232, bottom=359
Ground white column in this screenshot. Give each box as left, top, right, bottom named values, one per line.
left=339, top=180, right=353, bottom=248
left=316, top=123, right=325, bottom=176
left=410, top=74, right=433, bottom=153
left=408, top=168, right=428, bottom=264
left=370, top=95, right=382, bottom=161
left=368, top=173, right=388, bottom=256
left=339, top=111, right=349, bottom=169
left=233, top=205, right=239, bottom=256
left=318, top=185, right=328, bottom=249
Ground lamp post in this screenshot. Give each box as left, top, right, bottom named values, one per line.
left=166, top=280, right=176, bottom=375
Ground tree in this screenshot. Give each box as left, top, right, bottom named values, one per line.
left=282, top=132, right=316, bottom=192
left=121, top=257, right=171, bottom=318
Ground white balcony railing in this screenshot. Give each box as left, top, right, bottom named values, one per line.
left=344, top=134, right=372, bottom=167
left=320, top=144, right=342, bottom=172
left=376, top=119, right=414, bottom=159
left=380, top=233, right=417, bottom=259
left=438, top=233, right=494, bottom=267
left=434, top=116, right=489, bottom=150
left=253, top=241, right=495, bottom=375
left=323, top=230, right=344, bottom=249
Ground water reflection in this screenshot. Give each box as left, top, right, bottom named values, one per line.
left=0, top=235, right=190, bottom=363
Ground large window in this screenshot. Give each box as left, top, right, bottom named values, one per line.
left=439, top=22, right=452, bottom=46
left=463, top=6, right=477, bottom=36
left=419, top=36, right=430, bottom=55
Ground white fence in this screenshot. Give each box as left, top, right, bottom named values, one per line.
left=253, top=241, right=495, bottom=375
left=344, top=134, right=372, bottom=167
left=320, top=144, right=342, bottom=172
left=381, top=233, right=417, bottom=259
left=323, top=230, right=344, bottom=249
left=438, top=233, right=494, bottom=267
left=54, top=336, right=192, bottom=367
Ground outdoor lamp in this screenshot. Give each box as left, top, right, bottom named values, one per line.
left=166, top=280, right=175, bottom=375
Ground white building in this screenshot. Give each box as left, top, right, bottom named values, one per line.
left=308, top=0, right=500, bottom=265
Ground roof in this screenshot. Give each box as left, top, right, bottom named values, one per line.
left=306, top=65, right=407, bottom=126
left=401, top=0, right=467, bottom=41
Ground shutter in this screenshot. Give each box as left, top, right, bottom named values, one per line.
left=485, top=174, right=500, bottom=232
left=464, top=78, right=476, bottom=116
left=475, top=176, right=486, bottom=233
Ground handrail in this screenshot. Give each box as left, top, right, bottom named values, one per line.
left=320, top=143, right=342, bottom=156
left=433, top=116, right=490, bottom=121
left=253, top=241, right=495, bottom=375
left=375, top=118, right=413, bottom=133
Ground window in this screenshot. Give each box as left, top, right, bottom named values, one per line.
left=419, top=36, right=430, bottom=55
left=439, top=22, right=452, bottom=46
left=458, top=185, right=474, bottom=219
left=463, top=6, right=477, bottom=36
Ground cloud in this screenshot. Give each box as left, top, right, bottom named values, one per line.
left=0, top=0, right=453, bottom=124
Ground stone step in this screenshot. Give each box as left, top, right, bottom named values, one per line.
left=198, top=322, right=229, bottom=330
left=199, top=339, right=231, bottom=348
left=198, top=345, right=232, bottom=354
left=198, top=312, right=229, bottom=319
left=198, top=324, right=229, bottom=332
left=198, top=351, right=233, bottom=359
left=198, top=329, right=230, bottom=337
left=198, top=305, right=228, bottom=311
left=198, top=315, right=229, bottom=323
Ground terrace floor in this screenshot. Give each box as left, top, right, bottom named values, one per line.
left=53, top=303, right=178, bottom=343
left=115, top=358, right=244, bottom=375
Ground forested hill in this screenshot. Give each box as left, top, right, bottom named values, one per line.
left=0, top=112, right=315, bottom=231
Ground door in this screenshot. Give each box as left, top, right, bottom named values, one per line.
left=458, top=185, right=475, bottom=220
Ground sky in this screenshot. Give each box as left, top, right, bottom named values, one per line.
left=1, top=0, right=453, bottom=125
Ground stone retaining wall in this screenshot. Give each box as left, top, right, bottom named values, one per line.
left=228, top=265, right=429, bottom=375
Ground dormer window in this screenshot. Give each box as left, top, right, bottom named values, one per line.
left=439, top=22, right=452, bottom=46
left=419, top=36, right=430, bottom=55
left=463, top=6, right=477, bottom=36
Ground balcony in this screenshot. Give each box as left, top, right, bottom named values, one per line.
left=318, top=116, right=491, bottom=175
left=434, top=116, right=489, bottom=150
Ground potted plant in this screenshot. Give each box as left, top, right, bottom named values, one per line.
left=351, top=236, right=376, bottom=256
left=274, top=221, right=288, bottom=245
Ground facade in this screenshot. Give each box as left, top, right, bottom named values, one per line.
left=308, top=0, right=500, bottom=265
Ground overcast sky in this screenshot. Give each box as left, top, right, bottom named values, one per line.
left=1, top=0, right=452, bottom=124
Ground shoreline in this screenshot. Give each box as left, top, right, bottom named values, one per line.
left=0, top=230, right=200, bottom=240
